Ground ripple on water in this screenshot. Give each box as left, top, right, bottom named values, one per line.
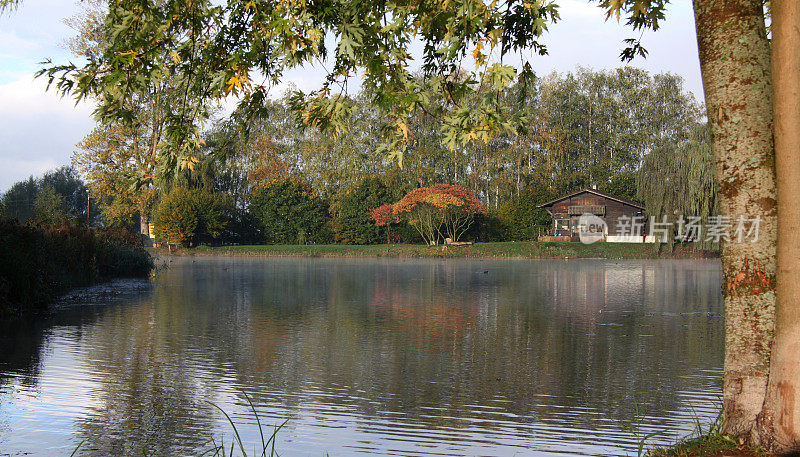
left=0, top=258, right=724, bottom=456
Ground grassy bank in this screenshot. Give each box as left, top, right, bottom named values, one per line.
left=637, top=411, right=774, bottom=457
left=187, top=241, right=718, bottom=260
left=0, top=219, right=154, bottom=316
left=643, top=429, right=775, bottom=457
left=646, top=435, right=770, bottom=457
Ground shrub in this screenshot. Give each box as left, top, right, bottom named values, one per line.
left=194, top=191, right=235, bottom=244
left=249, top=178, right=332, bottom=244
left=332, top=177, right=397, bottom=244
left=32, top=186, right=70, bottom=226
left=370, top=204, right=393, bottom=227
left=496, top=187, right=554, bottom=240
left=223, top=207, right=263, bottom=245
left=370, top=204, right=394, bottom=244
left=154, top=187, right=198, bottom=246
left=95, top=228, right=154, bottom=278
left=154, top=187, right=234, bottom=247
left=467, top=212, right=506, bottom=242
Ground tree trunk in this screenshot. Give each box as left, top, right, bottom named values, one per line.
left=139, top=210, right=150, bottom=236
left=757, top=1, right=800, bottom=452
left=693, top=0, right=778, bottom=441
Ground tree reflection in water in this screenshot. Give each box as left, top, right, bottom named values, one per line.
left=0, top=258, right=723, bottom=456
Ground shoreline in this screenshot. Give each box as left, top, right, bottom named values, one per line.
left=167, top=241, right=719, bottom=260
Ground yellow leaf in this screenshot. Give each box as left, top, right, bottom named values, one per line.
left=397, top=121, right=409, bottom=142
left=226, top=75, right=241, bottom=94
left=488, top=28, right=502, bottom=46
left=473, top=41, right=484, bottom=63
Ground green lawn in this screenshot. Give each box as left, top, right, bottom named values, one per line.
left=188, top=241, right=717, bottom=260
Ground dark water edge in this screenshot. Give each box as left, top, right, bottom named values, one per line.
left=0, top=257, right=723, bottom=457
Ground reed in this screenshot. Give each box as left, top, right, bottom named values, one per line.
left=69, top=393, right=290, bottom=457
left=0, top=218, right=153, bottom=316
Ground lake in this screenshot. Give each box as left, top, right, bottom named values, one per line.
left=0, top=257, right=723, bottom=456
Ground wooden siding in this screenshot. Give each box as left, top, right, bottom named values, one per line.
left=543, top=191, right=646, bottom=237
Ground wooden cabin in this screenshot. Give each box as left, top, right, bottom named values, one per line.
left=537, top=189, right=646, bottom=242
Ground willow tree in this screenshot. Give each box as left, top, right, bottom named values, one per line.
left=637, top=123, right=717, bottom=247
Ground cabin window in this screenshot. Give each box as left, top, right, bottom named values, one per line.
left=555, top=219, right=570, bottom=232
left=572, top=216, right=585, bottom=234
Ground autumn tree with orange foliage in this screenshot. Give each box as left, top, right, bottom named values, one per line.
left=392, top=184, right=485, bottom=245
left=245, top=134, right=292, bottom=189
left=370, top=204, right=394, bottom=245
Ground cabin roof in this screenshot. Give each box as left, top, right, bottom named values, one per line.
left=537, top=189, right=645, bottom=210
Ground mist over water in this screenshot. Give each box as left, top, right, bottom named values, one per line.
left=0, top=257, right=723, bottom=456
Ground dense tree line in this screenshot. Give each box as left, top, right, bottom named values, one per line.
left=224, top=67, right=704, bottom=206
left=1, top=167, right=94, bottom=226
left=0, top=68, right=713, bottom=248
left=60, top=67, right=712, bottom=247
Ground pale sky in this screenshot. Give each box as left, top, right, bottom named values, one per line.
left=0, top=0, right=704, bottom=191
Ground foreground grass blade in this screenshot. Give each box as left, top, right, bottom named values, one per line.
left=69, top=440, right=85, bottom=457
left=242, top=391, right=265, bottom=456
left=207, top=400, right=248, bottom=457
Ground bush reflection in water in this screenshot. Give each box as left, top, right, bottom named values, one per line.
left=0, top=258, right=723, bottom=456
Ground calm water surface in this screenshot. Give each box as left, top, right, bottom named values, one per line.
left=0, top=257, right=724, bottom=456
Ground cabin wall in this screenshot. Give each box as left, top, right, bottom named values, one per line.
left=546, top=193, right=645, bottom=237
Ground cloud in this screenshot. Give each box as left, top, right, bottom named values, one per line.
left=0, top=76, right=95, bottom=191
left=1, top=157, right=61, bottom=184
left=0, top=31, right=41, bottom=58
left=558, top=0, right=608, bottom=20
left=521, top=0, right=703, bottom=98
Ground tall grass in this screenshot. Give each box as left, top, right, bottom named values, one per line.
left=639, top=407, right=771, bottom=457
left=203, top=393, right=288, bottom=457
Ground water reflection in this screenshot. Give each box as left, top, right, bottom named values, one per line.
left=0, top=258, right=723, bottom=456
